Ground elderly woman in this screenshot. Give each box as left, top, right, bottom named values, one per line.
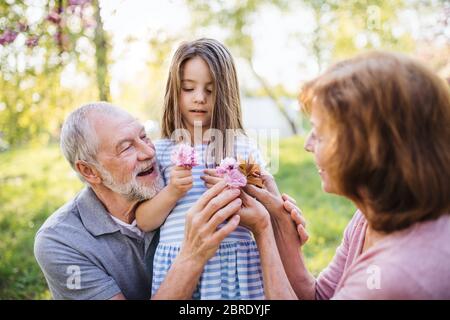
left=244, top=51, right=450, bottom=299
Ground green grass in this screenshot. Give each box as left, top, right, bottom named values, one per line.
left=0, top=137, right=355, bottom=299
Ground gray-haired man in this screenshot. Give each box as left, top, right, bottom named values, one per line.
left=34, top=102, right=243, bottom=299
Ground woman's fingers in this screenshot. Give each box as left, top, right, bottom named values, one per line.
left=260, top=173, right=280, bottom=196
left=297, top=224, right=309, bottom=245
left=282, top=193, right=297, bottom=204
left=284, top=201, right=306, bottom=227
left=238, top=189, right=251, bottom=204
left=244, top=184, right=270, bottom=204
left=290, top=208, right=306, bottom=228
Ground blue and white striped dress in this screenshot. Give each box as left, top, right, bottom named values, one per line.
left=151, top=137, right=265, bottom=299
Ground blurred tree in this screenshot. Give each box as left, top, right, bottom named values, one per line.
left=410, top=0, right=450, bottom=78
left=0, top=0, right=110, bottom=148
left=295, top=0, right=416, bottom=72
left=185, top=0, right=299, bottom=135
left=92, top=0, right=110, bottom=101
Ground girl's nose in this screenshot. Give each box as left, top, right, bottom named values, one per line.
left=194, top=90, right=206, bottom=104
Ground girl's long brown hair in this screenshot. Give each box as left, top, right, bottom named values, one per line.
left=161, top=38, right=245, bottom=166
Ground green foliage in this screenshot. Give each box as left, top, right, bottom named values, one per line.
left=0, top=144, right=83, bottom=299
left=0, top=137, right=355, bottom=298
left=0, top=0, right=109, bottom=148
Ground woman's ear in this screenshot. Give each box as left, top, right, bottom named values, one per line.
left=75, top=160, right=102, bottom=185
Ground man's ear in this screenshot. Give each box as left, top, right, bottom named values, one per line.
left=75, top=160, right=102, bottom=185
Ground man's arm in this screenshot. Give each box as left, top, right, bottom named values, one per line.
left=152, top=181, right=242, bottom=299
left=34, top=231, right=122, bottom=300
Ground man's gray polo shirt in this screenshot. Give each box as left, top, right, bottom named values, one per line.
left=34, top=187, right=159, bottom=300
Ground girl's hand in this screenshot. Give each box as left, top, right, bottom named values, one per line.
left=201, top=169, right=223, bottom=188
left=168, top=165, right=193, bottom=198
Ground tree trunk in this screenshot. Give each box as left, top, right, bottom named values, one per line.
left=92, top=0, right=110, bottom=101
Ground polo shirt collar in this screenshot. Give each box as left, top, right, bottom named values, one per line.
left=76, top=187, right=123, bottom=237
left=76, top=187, right=157, bottom=250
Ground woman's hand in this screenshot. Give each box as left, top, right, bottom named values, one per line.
left=244, top=173, right=287, bottom=221
left=281, top=194, right=309, bottom=246
left=168, top=165, right=193, bottom=198
left=201, top=169, right=223, bottom=188
left=238, top=191, right=271, bottom=237
left=244, top=173, right=308, bottom=246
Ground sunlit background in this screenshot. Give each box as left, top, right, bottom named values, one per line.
left=0, top=0, right=449, bottom=299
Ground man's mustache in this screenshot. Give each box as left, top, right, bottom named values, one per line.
left=133, top=160, right=157, bottom=178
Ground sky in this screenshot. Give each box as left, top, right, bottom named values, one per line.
left=99, top=0, right=317, bottom=98
left=18, top=0, right=438, bottom=100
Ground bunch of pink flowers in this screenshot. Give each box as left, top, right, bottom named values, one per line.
left=171, top=143, right=199, bottom=168
left=216, top=157, right=247, bottom=188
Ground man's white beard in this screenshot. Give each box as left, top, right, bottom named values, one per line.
left=97, top=162, right=164, bottom=202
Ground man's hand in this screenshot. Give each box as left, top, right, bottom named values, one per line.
left=180, top=181, right=241, bottom=263
left=201, top=168, right=223, bottom=188
left=153, top=181, right=242, bottom=299
left=168, top=165, right=193, bottom=198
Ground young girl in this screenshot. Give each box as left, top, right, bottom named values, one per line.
left=136, top=38, right=266, bottom=299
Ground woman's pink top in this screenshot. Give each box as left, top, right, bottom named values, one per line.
left=315, top=210, right=450, bottom=299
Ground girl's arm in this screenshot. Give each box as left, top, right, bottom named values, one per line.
left=136, top=166, right=193, bottom=232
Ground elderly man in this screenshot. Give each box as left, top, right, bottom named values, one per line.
left=34, top=102, right=248, bottom=300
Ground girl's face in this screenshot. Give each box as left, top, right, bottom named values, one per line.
left=304, top=106, right=337, bottom=194
left=179, top=56, right=214, bottom=135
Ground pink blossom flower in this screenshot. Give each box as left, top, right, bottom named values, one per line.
left=68, top=0, right=91, bottom=6
left=47, top=12, right=61, bottom=24
left=216, top=157, right=238, bottom=175
left=0, top=30, right=18, bottom=45
left=224, top=168, right=247, bottom=188
left=18, top=22, right=28, bottom=32
left=26, top=36, right=39, bottom=48
left=171, top=143, right=198, bottom=168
